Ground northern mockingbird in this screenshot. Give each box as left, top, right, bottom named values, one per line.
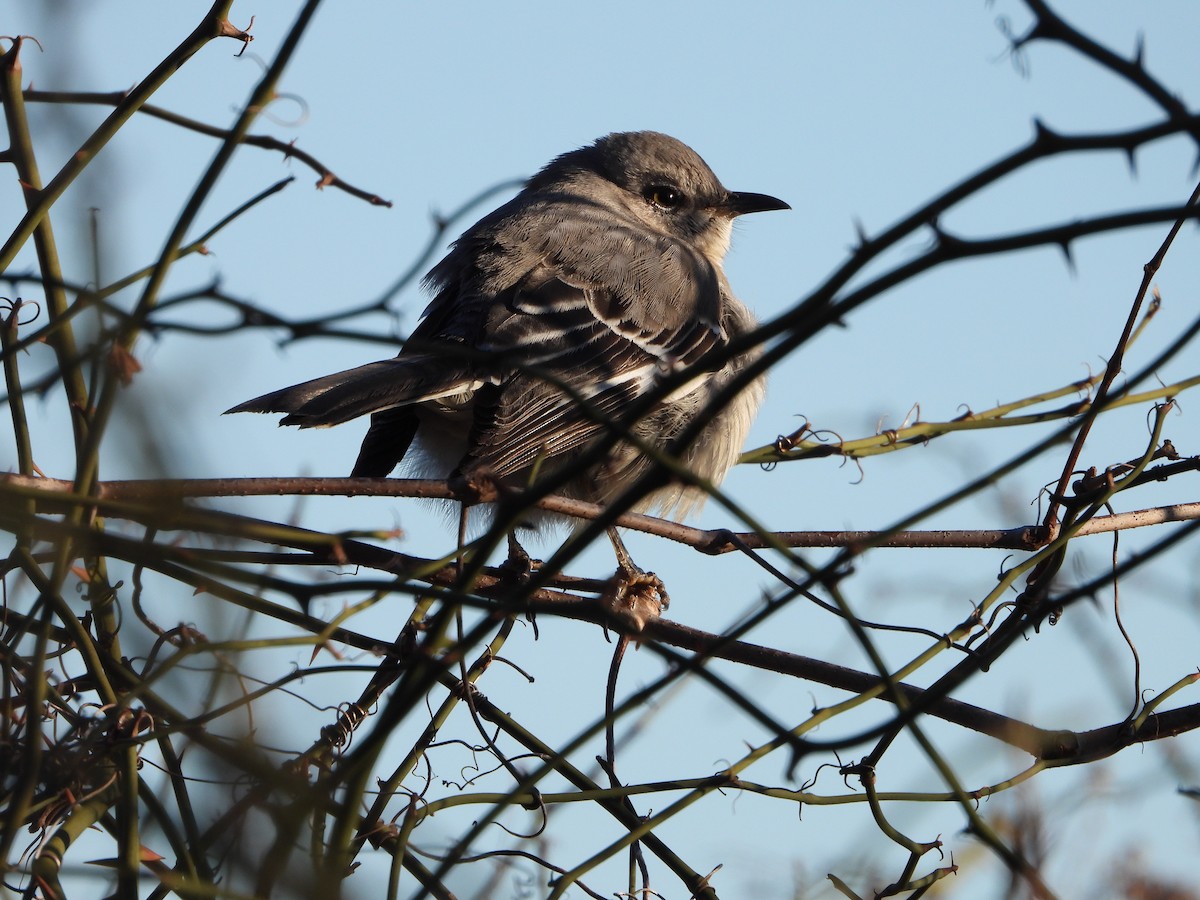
left=230, top=131, right=787, bottom=614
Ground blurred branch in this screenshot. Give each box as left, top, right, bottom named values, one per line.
left=1, top=38, right=91, bottom=460
left=0, top=176, right=293, bottom=365
left=20, top=88, right=393, bottom=207
left=73, top=0, right=323, bottom=502
left=0, top=4, right=248, bottom=273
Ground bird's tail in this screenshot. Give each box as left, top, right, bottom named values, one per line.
left=225, top=356, right=481, bottom=428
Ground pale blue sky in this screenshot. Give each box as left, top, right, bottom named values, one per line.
left=5, top=3, right=1200, bottom=896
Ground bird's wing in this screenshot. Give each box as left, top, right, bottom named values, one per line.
left=456, top=258, right=726, bottom=480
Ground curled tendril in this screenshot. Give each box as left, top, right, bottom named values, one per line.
left=1, top=297, right=42, bottom=327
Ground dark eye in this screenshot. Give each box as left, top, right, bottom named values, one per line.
left=643, top=184, right=685, bottom=210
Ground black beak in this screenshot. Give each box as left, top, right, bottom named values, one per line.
left=724, top=190, right=791, bottom=216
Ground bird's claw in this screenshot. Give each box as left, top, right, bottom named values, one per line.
left=602, top=566, right=670, bottom=632
left=499, top=539, right=541, bottom=584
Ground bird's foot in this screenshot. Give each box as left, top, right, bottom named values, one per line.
left=602, top=563, right=670, bottom=633
left=499, top=533, right=541, bottom=584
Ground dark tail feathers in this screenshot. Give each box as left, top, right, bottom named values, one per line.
left=225, top=356, right=479, bottom=428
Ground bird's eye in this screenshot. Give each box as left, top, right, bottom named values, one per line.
left=644, top=184, right=684, bottom=210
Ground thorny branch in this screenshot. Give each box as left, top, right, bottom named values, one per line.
left=19, top=89, right=391, bottom=206
left=4, top=469, right=1199, bottom=553
left=3, top=2, right=1200, bottom=899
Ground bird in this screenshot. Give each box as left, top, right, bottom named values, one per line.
left=228, top=131, right=788, bottom=621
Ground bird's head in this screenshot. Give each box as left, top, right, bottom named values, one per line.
left=529, top=131, right=789, bottom=265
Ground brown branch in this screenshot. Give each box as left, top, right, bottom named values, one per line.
left=8, top=473, right=1200, bottom=764
left=5, top=474, right=1197, bottom=552
left=644, top=617, right=1200, bottom=765
left=1042, top=178, right=1200, bottom=533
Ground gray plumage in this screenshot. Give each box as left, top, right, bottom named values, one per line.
left=229, top=131, right=787, bottom=521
